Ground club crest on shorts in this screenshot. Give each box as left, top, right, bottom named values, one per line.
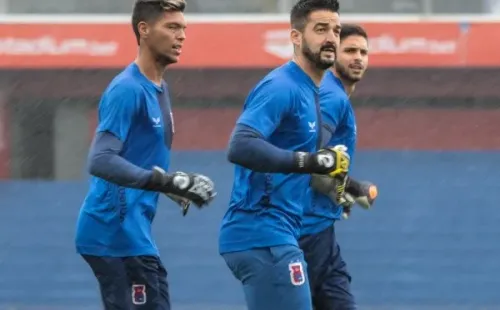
left=288, top=261, right=305, bottom=286
left=132, top=284, right=146, bottom=305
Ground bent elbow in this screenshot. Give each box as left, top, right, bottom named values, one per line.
left=227, top=125, right=260, bottom=168
left=87, top=153, right=108, bottom=178
left=227, top=140, right=243, bottom=165
left=87, top=155, right=100, bottom=177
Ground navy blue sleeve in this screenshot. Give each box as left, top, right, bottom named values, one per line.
left=227, top=80, right=298, bottom=172
left=88, top=132, right=152, bottom=188
left=227, top=124, right=296, bottom=172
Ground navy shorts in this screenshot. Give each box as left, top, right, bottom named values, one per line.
left=299, top=225, right=356, bottom=310
left=82, top=255, right=170, bottom=310
left=222, top=245, right=313, bottom=310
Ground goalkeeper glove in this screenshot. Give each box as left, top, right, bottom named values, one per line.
left=345, top=178, right=378, bottom=209
left=342, top=178, right=378, bottom=219
left=165, top=193, right=191, bottom=216
left=146, top=167, right=216, bottom=211
left=310, top=173, right=352, bottom=207
left=311, top=174, right=378, bottom=219
left=295, top=144, right=350, bottom=178
left=306, top=145, right=350, bottom=205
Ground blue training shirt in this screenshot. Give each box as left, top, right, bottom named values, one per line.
left=300, top=70, right=357, bottom=236
left=219, top=61, right=322, bottom=253
left=75, top=63, right=174, bottom=257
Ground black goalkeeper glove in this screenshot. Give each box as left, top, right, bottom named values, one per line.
left=301, top=145, right=350, bottom=205
left=341, top=178, right=377, bottom=219
left=165, top=193, right=192, bottom=216
left=295, top=144, right=350, bottom=178
left=146, top=166, right=216, bottom=210
left=344, top=178, right=378, bottom=209
left=312, top=174, right=378, bottom=219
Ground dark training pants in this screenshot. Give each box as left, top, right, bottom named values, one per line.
left=299, top=225, right=356, bottom=310
left=82, top=255, right=170, bottom=310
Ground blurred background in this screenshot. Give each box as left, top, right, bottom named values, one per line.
left=0, top=0, right=499, bottom=309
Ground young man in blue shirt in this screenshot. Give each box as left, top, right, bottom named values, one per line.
left=300, top=24, right=376, bottom=310
left=218, top=1, right=351, bottom=309
left=75, top=1, right=216, bottom=309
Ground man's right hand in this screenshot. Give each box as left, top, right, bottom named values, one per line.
left=311, top=174, right=378, bottom=219
left=148, top=167, right=216, bottom=208
left=345, top=178, right=378, bottom=210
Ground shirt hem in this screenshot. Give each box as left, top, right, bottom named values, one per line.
left=300, top=218, right=335, bottom=237
left=219, top=236, right=298, bottom=254
left=76, top=245, right=159, bottom=257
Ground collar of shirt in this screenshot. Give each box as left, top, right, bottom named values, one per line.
left=286, top=61, right=319, bottom=93
left=130, top=62, right=166, bottom=94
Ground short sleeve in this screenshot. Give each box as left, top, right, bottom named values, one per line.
left=237, top=80, right=292, bottom=139
left=96, top=82, right=140, bottom=142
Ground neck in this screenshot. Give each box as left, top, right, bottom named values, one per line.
left=293, top=54, right=325, bottom=87
left=332, top=69, right=355, bottom=97
left=135, top=47, right=166, bottom=86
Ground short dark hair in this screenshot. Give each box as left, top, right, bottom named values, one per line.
left=340, top=24, right=368, bottom=42
left=132, top=0, right=186, bottom=45
left=290, top=0, right=340, bottom=31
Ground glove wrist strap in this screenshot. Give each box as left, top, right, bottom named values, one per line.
left=144, top=168, right=173, bottom=192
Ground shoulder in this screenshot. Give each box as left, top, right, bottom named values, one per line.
left=320, top=73, right=349, bottom=106
left=320, top=71, right=345, bottom=95
left=250, top=65, right=298, bottom=101
left=105, top=70, right=144, bottom=97
left=100, top=72, right=144, bottom=111
left=267, top=63, right=301, bottom=89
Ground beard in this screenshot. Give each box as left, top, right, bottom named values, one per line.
left=335, top=61, right=362, bottom=83
left=154, top=51, right=176, bottom=67
left=301, top=39, right=335, bottom=70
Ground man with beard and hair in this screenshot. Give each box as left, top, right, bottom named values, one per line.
left=300, top=23, right=378, bottom=310
left=333, top=24, right=369, bottom=96
left=75, top=1, right=216, bottom=309
left=218, top=1, right=351, bottom=309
